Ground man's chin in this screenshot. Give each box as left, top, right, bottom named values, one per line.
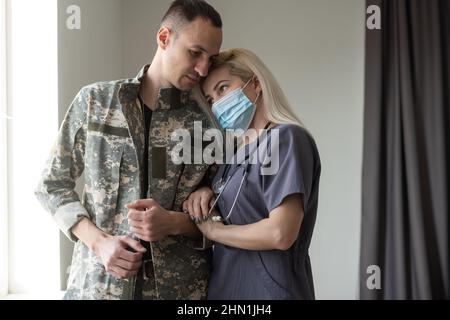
left=178, top=80, right=197, bottom=92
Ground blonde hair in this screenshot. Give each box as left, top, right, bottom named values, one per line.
left=205, top=48, right=305, bottom=128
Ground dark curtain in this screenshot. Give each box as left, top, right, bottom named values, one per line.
left=361, top=0, right=450, bottom=299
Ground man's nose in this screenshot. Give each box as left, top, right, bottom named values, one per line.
left=195, top=58, right=210, bottom=78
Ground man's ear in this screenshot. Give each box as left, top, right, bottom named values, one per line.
left=157, top=27, right=171, bottom=50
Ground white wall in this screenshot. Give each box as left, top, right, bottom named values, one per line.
left=56, top=0, right=365, bottom=299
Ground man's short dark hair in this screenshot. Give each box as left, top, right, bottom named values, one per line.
left=161, top=0, right=222, bottom=31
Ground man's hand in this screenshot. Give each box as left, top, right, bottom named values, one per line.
left=95, top=235, right=146, bottom=279
left=126, top=199, right=175, bottom=242
left=182, top=187, right=215, bottom=222
left=71, top=218, right=146, bottom=279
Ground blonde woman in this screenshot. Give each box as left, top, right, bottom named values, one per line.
left=183, top=49, right=321, bottom=300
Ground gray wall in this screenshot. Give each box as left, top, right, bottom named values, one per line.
left=58, top=0, right=125, bottom=289
left=59, top=0, right=124, bottom=125
left=58, top=0, right=365, bottom=299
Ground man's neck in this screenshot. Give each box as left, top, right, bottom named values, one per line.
left=140, top=61, right=171, bottom=111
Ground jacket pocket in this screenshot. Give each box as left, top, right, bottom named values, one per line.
left=151, top=239, right=212, bottom=300
left=85, top=125, right=126, bottom=232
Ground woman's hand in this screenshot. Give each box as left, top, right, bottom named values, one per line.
left=195, top=217, right=223, bottom=240
left=182, top=187, right=215, bottom=222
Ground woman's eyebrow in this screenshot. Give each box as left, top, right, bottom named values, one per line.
left=213, top=80, right=228, bottom=92
left=204, top=80, right=229, bottom=103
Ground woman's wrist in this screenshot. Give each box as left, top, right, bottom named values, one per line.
left=171, top=211, right=192, bottom=236
left=207, top=221, right=224, bottom=241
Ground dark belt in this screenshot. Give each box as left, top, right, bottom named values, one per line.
left=141, top=240, right=152, bottom=260
left=134, top=258, right=155, bottom=300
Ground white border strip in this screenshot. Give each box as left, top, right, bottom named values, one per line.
left=0, top=0, right=9, bottom=298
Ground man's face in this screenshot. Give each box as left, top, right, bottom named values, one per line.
left=161, top=18, right=222, bottom=91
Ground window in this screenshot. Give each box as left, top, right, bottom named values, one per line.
left=0, top=0, right=8, bottom=298
left=2, top=0, right=60, bottom=297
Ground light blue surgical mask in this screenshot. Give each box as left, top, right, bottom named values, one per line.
left=212, top=78, right=260, bottom=131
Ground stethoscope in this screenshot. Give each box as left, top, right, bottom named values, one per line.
left=208, top=122, right=272, bottom=222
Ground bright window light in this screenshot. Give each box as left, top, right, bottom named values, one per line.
left=0, top=0, right=8, bottom=298
left=8, top=0, right=60, bottom=294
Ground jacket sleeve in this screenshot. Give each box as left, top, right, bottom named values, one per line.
left=35, top=87, right=90, bottom=242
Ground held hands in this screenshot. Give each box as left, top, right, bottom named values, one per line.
left=182, top=187, right=224, bottom=240
left=193, top=209, right=223, bottom=240
left=124, top=191, right=222, bottom=244
left=126, top=199, right=174, bottom=242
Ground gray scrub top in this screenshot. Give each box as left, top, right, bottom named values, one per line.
left=207, top=124, right=321, bottom=300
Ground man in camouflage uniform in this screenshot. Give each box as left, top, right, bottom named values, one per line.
left=35, top=0, right=222, bottom=300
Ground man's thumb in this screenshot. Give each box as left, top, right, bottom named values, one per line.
left=121, top=236, right=146, bottom=253
left=125, top=198, right=156, bottom=210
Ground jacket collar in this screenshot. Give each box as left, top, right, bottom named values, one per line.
left=119, top=64, right=191, bottom=111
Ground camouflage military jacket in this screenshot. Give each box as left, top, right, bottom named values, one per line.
left=35, top=65, right=217, bottom=300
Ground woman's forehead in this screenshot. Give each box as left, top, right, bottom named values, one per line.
left=203, top=67, right=227, bottom=91
left=204, top=66, right=238, bottom=93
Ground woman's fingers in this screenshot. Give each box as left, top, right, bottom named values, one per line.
left=187, top=196, right=196, bottom=221
left=192, top=196, right=203, bottom=222
left=184, top=189, right=216, bottom=222
left=200, top=196, right=210, bottom=220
